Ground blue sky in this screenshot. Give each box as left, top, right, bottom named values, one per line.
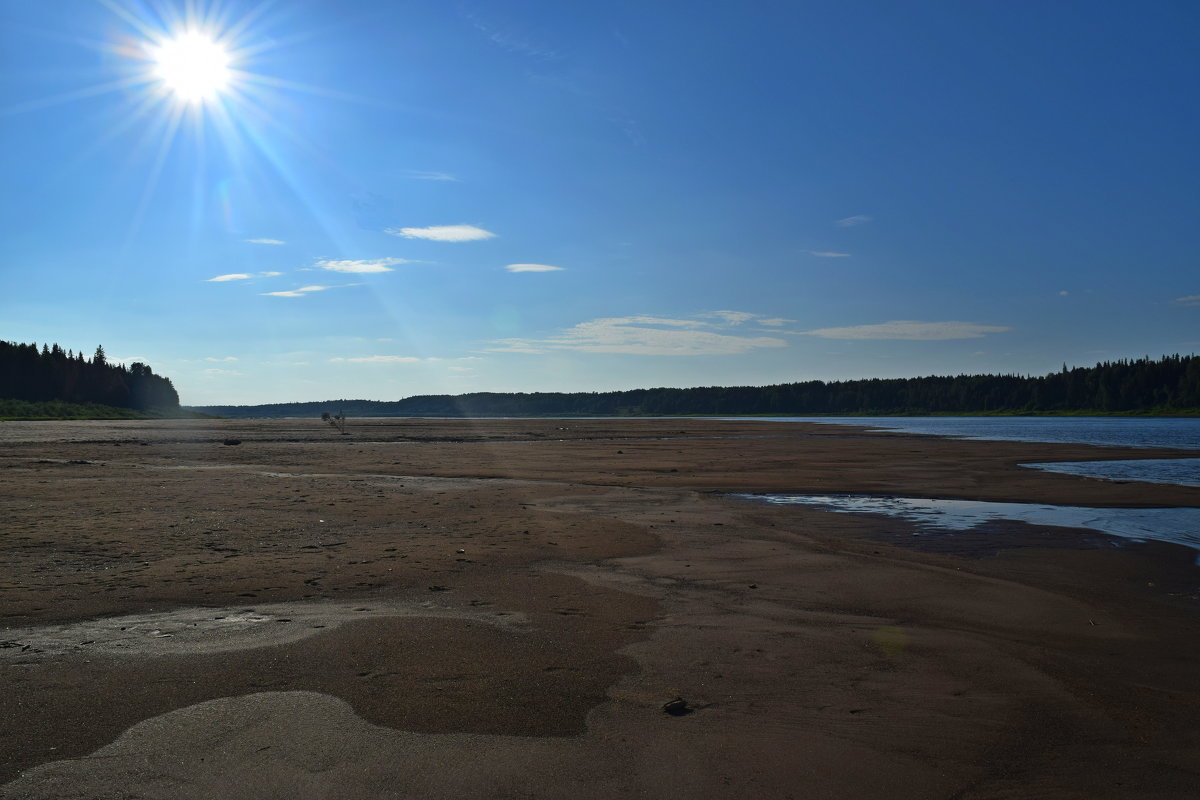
left=2, top=0, right=1197, bottom=405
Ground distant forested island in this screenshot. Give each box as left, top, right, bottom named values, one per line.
left=1, top=340, right=180, bottom=419
left=193, top=354, right=1199, bottom=419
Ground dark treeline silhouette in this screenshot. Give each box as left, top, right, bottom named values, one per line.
left=0, top=340, right=180, bottom=412
left=193, top=354, right=1199, bottom=418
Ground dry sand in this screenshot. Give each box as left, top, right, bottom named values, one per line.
left=1, top=417, right=1197, bottom=799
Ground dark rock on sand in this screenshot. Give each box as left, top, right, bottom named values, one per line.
left=662, top=697, right=694, bottom=716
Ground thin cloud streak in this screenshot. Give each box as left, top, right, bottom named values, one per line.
left=386, top=224, right=496, bottom=242
left=260, top=283, right=363, bottom=298
left=487, top=313, right=787, bottom=356
left=207, top=271, right=282, bottom=282
left=799, top=320, right=1010, bottom=340
left=1173, top=294, right=1200, bottom=306
left=330, top=355, right=425, bottom=363
left=607, top=315, right=706, bottom=328
left=706, top=310, right=758, bottom=326
left=315, top=257, right=413, bottom=274
left=405, top=170, right=460, bottom=182
left=463, top=8, right=561, bottom=61
left=246, top=238, right=285, bottom=245
left=261, top=285, right=329, bottom=298
left=505, top=263, right=565, bottom=273
left=806, top=250, right=851, bottom=258
left=834, top=215, right=872, bottom=227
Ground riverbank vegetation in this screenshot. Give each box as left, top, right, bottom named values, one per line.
left=193, top=354, right=1199, bottom=418
left=1, top=340, right=180, bottom=418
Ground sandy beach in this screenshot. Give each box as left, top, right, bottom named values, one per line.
left=1, top=418, right=1198, bottom=799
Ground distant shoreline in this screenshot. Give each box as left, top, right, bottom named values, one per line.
left=180, top=409, right=1200, bottom=419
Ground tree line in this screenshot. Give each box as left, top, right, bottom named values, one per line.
left=193, top=354, right=1200, bottom=418
left=0, top=340, right=180, bottom=412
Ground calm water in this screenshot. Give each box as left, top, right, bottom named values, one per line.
left=1021, top=458, right=1200, bottom=488
left=753, top=416, right=1200, bottom=449
left=732, top=417, right=1200, bottom=556
left=738, top=494, right=1200, bottom=555
left=749, top=416, right=1200, bottom=487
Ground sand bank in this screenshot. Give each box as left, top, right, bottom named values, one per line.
left=1, top=418, right=1197, bottom=798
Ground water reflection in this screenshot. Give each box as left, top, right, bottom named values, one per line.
left=738, top=493, right=1200, bottom=555
left=739, top=417, right=1200, bottom=487
left=747, top=416, right=1200, bottom=450
left=1021, top=459, right=1200, bottom=488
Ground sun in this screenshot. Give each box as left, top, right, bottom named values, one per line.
left=150, top=31, right=232, bottom=104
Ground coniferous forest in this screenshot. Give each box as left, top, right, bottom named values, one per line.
left=4, top=342, right=1196, bottom=420
left=194, top=354, right=1200, bottom=419
left=0, top=340, right=180, bottom=417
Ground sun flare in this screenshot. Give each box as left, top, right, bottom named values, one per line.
left=150, top=31, right=231, bottom=103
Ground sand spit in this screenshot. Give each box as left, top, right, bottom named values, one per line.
left=2, top=418, right=1198, bottom=798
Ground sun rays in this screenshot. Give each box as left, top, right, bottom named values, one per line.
left=0, top=1, right=358, bottom=249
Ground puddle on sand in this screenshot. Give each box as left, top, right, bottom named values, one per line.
left=0, top=599, right=528, bottom=663
left=735, top=494, right=1200, bottom=558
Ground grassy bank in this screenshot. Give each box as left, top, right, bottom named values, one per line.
left=0, top=398, right=206, bottom=421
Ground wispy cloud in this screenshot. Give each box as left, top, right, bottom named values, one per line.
left=463, top=9, right=560, bottom=60
left=386, top=224, right=496, bottom=242
left=315, top=257, right=413, bottom=274
left=705, top=310, right=758, bottom=326
left=610, top=315, right=706, bottom=328
left=834, top=215, right=872, bottom=228
left=799, top=320, right=1010, bottom=340
left=246, top=238, right=285, bottom=245
left=329, top=355, right=426, bottom=363
left=202, top=368, right=241, bottom=375
left=505, top=263, right=565, bottom=273
left=405, top=170, right=460, bottom=182
left=207, top=271, right=282, bottom=282
left=806, top=250, right=851, bottom=258
left=445, top=357, right=482, bottom=372
left=110, top=354, right=148, bottom=365
left=1174, top=294, right=1200, bottom=306
left=758, top=318, right=795, bottom=327
left=487, top=340, right=546, bottom=354
left=486, top=314, right=787, bottom=356
left=261, top=285, right=332, bottom=298
left=204, top=356, right=238, bottom=362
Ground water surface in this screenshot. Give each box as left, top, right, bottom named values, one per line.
left=752, top=416, right=1200, bottom=449
left=1021, top=458, right=1200, bottom=488
left=747, top=416, right=1200, bottom=487
left=740, top=493, right=1200, bottom=555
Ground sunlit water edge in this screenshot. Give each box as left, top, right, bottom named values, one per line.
left=744, top=416, right=1200, bottom=449
left=741, top=417, right=1200, bottom=487
left=735, top=493, right=1200, bottom=558
left=1021, top=459, right=1200, bottom=488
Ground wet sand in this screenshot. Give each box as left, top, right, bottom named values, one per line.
left=1, top=418, right=1198, bottom=799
